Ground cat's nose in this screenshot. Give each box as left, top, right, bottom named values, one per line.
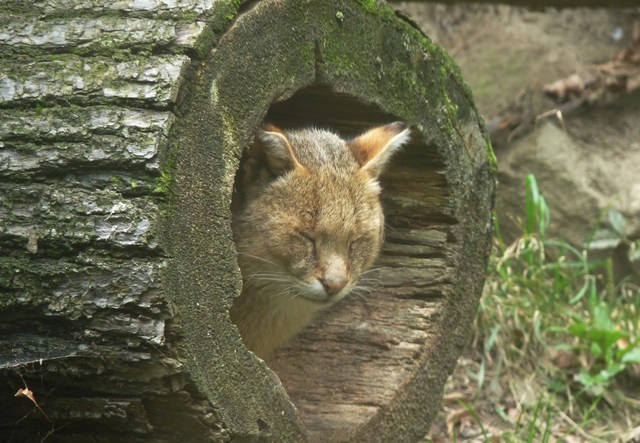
left=320, top=277, right=347, bottom=296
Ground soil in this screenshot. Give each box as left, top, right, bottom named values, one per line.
left=396, top=3, right=640, bottom=243
left=393, top=3, right=640, bottom=441
left=397, top=4, right=633, bottom=114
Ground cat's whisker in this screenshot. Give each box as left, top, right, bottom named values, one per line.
left=265, top=286, right=293, bottom=302
left=358, top=274, right=382, bottom=281
left=237, top=252, right=281, bottom=268
left=284, top=288, right=303, bottom=303
left=351, top=287, right=373, bottom=299
left=352, top=281, right=376, bottom=299
left=352, top=284, right=373, bottom=294
left=356, top=278, right=382, bottom=288
left=244, top=274, right=290, bottom=285
left=360, top=267, right=384, bottom=277
left=245, top=272, right=289, bottom=281
left=249, top=280, right=291, bottom=288
left=348, top=290, right=368, bottom=303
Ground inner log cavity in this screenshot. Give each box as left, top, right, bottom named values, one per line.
left=233, top=85, right=455, bottom=441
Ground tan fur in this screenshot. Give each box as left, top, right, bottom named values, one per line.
left=231, top=122, right=410, bottom=358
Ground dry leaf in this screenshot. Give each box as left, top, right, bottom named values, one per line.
left=446, top=407, right=473, bottom=436
left=543, top=74, right=585, bottom=100
left=15, top=387, right=36, bottom=403
left=443, top=391, right=468, bottom=402
left=619, top=426, right=640, bottom=443
left=15, top=383, right=51, bottom=421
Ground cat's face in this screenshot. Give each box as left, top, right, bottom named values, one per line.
left=234, top=123, right=409, bottom=307
left=236, top=167, right=384, bottom=305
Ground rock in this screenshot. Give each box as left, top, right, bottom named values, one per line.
left=496, top=118, right=640, bottom=282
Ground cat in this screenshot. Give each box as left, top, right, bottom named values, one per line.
left=230, top=122, right=410, bottom=358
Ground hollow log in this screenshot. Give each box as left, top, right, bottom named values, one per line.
left=0, top=0, right=496, bottom=442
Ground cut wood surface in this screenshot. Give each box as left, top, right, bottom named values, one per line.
left=0, top=0, right=495, bottom=442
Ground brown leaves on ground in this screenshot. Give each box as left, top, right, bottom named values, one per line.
left=619, top=426, right=640, bottom=443
left=544, top=20, right=640, bottom=103
left=487, top=20, right=640, bottom=148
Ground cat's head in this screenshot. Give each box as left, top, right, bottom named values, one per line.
left=234, top=122, right=410, bottom=307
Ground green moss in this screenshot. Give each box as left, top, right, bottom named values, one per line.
left=388, top=58, right=426, bottom=100
left=319, top=6, right=468, bottom=145
left=111, top=175, right=124, bottom=187
left=193, top=24, right=217, bottom=59
left=154, top=137, right=179, bottom=198
left=154, top=170, right=172, bottom=195
left=0, top=256, right=77, bottom=291
left=440, top=66, right=458, bottom=121
left=388, top=8, right=476, bottom=110
left=486, top=138, right=498, bottom=174
left=356, top=0, right=394, bottom=19
left=221, top=115, right=235, bottom=145
left=298, top=43, right=316, bottom=70
left=324, top=46, right=358, bottom=74
left=208, top=0, right=243, bottom=38
left=347, top=0, right=476, bottom=127
left=152, top=130, right=181, bottom=221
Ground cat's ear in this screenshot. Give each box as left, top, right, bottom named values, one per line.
left=348, top=122, right=410, bottom=178
left=251, top=124, right=303, bottom=176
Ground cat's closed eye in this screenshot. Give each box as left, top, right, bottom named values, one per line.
left=349, top=235, right=371, bottom=250
left=297, top=230, right=315, bottom=244
left=291, top=231, right=316, bottom=256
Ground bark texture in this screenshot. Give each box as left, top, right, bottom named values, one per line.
left=0, top=0, right=495, bottom=442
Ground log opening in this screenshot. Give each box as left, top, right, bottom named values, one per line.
left=160, top=0, right=497, bottom=436
left=256, top=85, right=456, bottom=442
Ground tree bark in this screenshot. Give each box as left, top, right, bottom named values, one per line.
left=0, top=0, right=495, bottom=442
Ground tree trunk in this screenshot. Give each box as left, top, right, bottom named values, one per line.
left=0, top=1, right=495, bottom=442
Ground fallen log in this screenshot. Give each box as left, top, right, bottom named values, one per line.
left=0, top=1, right=495, bottom=441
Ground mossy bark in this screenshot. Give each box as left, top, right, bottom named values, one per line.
left=0, top=0, right=495, bottom=442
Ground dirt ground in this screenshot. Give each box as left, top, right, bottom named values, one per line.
left=397, top=4, right=633, bottom=114
left=396, top=3, right=640, bottom=247
left=394, top=3, right=640, bottom=442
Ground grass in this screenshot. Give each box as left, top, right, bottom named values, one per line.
left=431, top=175, right=640, bottom=442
